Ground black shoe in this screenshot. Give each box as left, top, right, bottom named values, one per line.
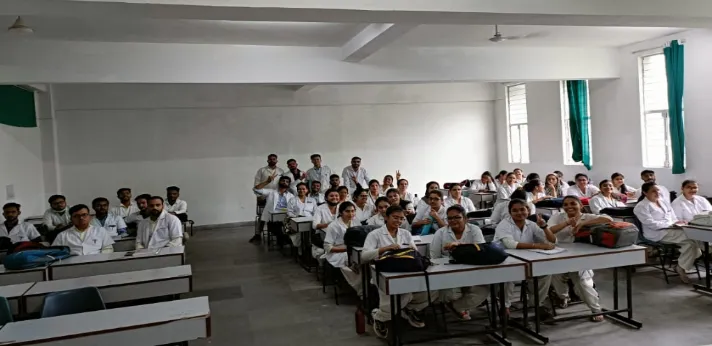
left=373, top=320, right=389, bottom=339
left=537, top=306, right=554, bottom=321
left=249, top=235, right=261, bottom=243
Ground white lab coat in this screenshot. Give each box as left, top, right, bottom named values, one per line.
left=110, top=203, right=139, bottom=219
left=0, top=222, right=41, bottom=243
left=354, top=204, right=374, bottom=224
left=413, top=205, right=448, bottom=232
left=254, top=166, right=286, bottom=190
left=491, top=201, right=510, bottom=225
left=400, top=191, right=415, bottom=203
left=312, top=204, right=337, bottom=229
left=165, top=199, right=188, bottom=215
left=287, top=196, right=317, bottom=218
left=90, top=214, right=127, bottom=236
left=324, top=217, right=354, bottom=268
left=254, top=188, right=295, bottom=222
left=633, top=198, right=677, bottom=242
left=367, top=192, right=384, bottom=207
left=634, top=184, right=670, bottom=202
left=547, top=212, right=612, bottom=243
left=308, top=192, right=325, bottom=205
left=52, top=226, right=115, bottom=255
left=566, top=185, right=600, bottom=198
left=430, top=224, right=485, bottom=259
left=362, top=226, right=417, bottom=263
left=671, top=195, right=712, bottom=222
left=341, top=166, right=370, bottom=192
left=136, top=211, right=183, bottom=249
left=444, top=196, right=477, bottom=213
left=472, top=181, right=497, bottom=192
left=496, top=184, right=518, bottom=204
left=613, top=184, right=637, bottom=196
left=493, top=217, right=552, bottom=249
left=416, top=198, right=430, bottom=211
left=525, top=191, right=546, bottom=215
left=42, top=208, right=71, bottom=231
left=306, top=165, right=333, bottom=193
left=589, top=195, right=626, bottom=214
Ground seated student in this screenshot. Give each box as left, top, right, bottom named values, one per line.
left=523, top=179, right=551, bottom=215
left=136, top=196, right=183, bottom=249
left=566, top=173, right=600, bottom=198
left=110, top=188, right=139, bottom=220
left=494, top=170, right=508, bottom=189
left=491, top=190, right=527, bottom=225
left=90, top=197, right=128, bottom=237
left=366, top=179, right=383, bottom=207
left=513, top=168, right=525, bottom=186
left=43, top=195, right=72, bottom=232
left=471, top=171, right=497, bottom=192
left=52, top=204, right=115, bottom=255
left=308, top=181, right=326, bottom=205
left=493, top=199, right=556, bottom=317
left=337, top=186, right=351, bottom=203
left=381, top=174, right=395, bottom=194
left=496, top=172, right=518, bottom=204
left=417, top=181, right=441, bottom=210
left=352, top=188, right=374, bottom=224
left=367, top=197, right=391, bottom=226
left=634, top=182, right=701, bottom=283
left=554, top=170, right=567, bottom=188
left=362, top=206, right=430, bottom=338
left=329, top=174, right=341, bottom=191
left=412, top=190, right=447, bottom=235
left=254, top=175, right=295, bottom=247
left=544, top=173, right=564, bottom=198
left=287, top=182, right=317, bottom=218
left=444, top=184, right=476, bottom=213
left=165, top=186, right=188, bottom=222
left=312, top=189, right=340, bottom=231
left=671, top=179, right=712, bottom=223
left=126, top=194, right=151, bottom=225
left=386, top=188, right=415, bottom=215
left=430, top=205, right=489, bottom=321
left=0, top=203, right=41, bottom=244
left=611, top=172, right=637, bottom=198
left=397, top=178, right=415, bottom=203
left=637, top=170, right=670, bottom=202
left=547, top=196, right=612, bottom=321
left=525, top=173, right=540, bottom=184
left=324, top=202, right=364, bottom=297
left=589, top=180, right=626, bottom=214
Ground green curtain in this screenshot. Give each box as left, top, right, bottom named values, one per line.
left=566, top=80, right=592, bottom=170
left=0, top=86, right=36, bottom=128
left=664, top=40, right=685, bottom=174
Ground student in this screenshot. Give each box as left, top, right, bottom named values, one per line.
left=126, top=194, right=151, bottom=225
left=342, top=156, right=370, bottom=193
left=254, top=175, right=295, bottom=247
left=525, top=173, right=540, bottom=184
left=417, top=181, right=441, bottom=210
left=313, top=189, right=340, bottom=230
left=165, top=186, right=188, bottom=222
left=611, top=172, right=637, bottom=198
left=566, top=173, right=600, bottom=198
left=472, top=171, right=496, bottom=192
left=444, top=184, right=476, bottom=213
left=638, top=170, right=670, bottom=202
left=496, top=172, right=518, bottom=204
left=494, top=170, right=508, bottom=189
left=671, top=180, right=712, bottom=223
left=491, top=190, right=527, bottom=225
left=430, top=205, right=489, bottom=320
left=110, top=188, right=139, bottom=219
left=523, top=179, right=551, bottom=215
left=494, top=199, right=556, bottom=317
left=52, top=204, right=114, bottom=255
left=547, top=196, right=611, bottom=321
left=366, top=179, right=383, bottom=207
left=286, top=158, right=307, bottom=187
left=90, top=197, right=128, bottom=237
left=352, top=188, right=374, bottom=224
left=324, top=202, right=363, bottom=297
left=554, top=170, right=567, bottom=189
left=306, top=154, right=333, bottom=193
left=513, top=168, right=525, bottom=186
left=337, top=186, right=351, bottom=203
left=287, top=182, right=317, bottom=218
left=308, top=181, right=325, bottom=205
left=412, top=190, right=447, bottom=235
left=589, top=180, right=626, bottom=214
left=634, top=182, right=701, bottom=283
left=367, top=197, right=391, bottom=226
left=397, top=178, right=415, bottom=202
left=329, top=174, right=341, bottom=191
left=254, top=154, right=285, bottom=191
left=136, top=196, right=183, bottom=249
left=0, top=203, right=41, bottom=243
left=362, top=206, right=430, bottom=338
left=386, top=188, right=415, bottom=215
left=43, top=195, right=71, bottom=232
left=381, top=174, right=395, bottom=194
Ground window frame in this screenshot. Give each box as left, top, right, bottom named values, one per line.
left=560, top=80, right=592, bottom=166
left=639, top=53, right=672, bottom=169
left=505, top=83, right=530, bottom=164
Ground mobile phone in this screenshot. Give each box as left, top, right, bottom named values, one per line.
left=124, top=251, right=135, bottom=257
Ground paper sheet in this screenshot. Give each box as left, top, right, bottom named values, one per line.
left=531, top=247, right=567, bottom=255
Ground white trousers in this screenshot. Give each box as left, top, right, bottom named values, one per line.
left=660, top=228, right=702, bottom=271
left=551, top=271, right=601, bottom=312
left=503, top=276, right=552, bottom=308
left=439, top=286, right=489, bottom=312
left=372, top=288, right=437, bottom=322
left=340, top=267, right=363, bottom=298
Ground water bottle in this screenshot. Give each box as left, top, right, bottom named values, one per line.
left=355, top=308, right=366, bottom=334
left=413, top=194, right=420, bottom=206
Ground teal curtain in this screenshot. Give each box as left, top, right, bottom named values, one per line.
left=664, top=40, right=685, bottom=174
left=0, top=86, right=36, bottom=128
left=566, top=80, right=592, bottom=170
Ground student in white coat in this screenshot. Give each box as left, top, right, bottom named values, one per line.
left=366, top=180, right=384, bottom=207
left=637, top=170, right=671, bottom=202
left=0, top=203, right=41, bottom=243
left=471, top=172, right=497, bottom=192
left=52, top=205, right=114, bottom=255
left=386, top=188, right=415, bottom=216
left=544, top=174, right=564, bottom=198
left=337, top=186, right=351, bottom=204
left=381, top=174, right=396, bottom=194
left=136, top=196, right=183, bottom=249
left=324, top=202, right=363, bottom=297
left=523, top=179, right=551, bottom=215
left=306, top=154, right=333, bottom=193
left=634, top=182, right=701, bottom=283
left=251, top=154, right=286, bottom=243
left=491, top=190, right=527, bottom=225
left=430, top=205, right=489, bottom=321
left=352, top=188, right=374, bottom=224
left=367, top=197, right=391, bottom=226
left=589, top=180, right=626, bottom=214
left=308, top=181, right=325, bottom=205
left=126, top=194, right=151, bottom=225
left=254, top=175, right=295, bottom=247
left=412, top=190, right=448, bottom=235
left=397, top=178, right=416, bottom=203
left=672, top=180, right=712, bottom=222
left=285, top=158, right=307, bottom=190
left=493, top=199, right=557, bottom=318
left=362, top=206, right=431, bottom=338
left=566, top=173, right=600, bottom=198
left=43, top=195, right=71, bottom=232
left=165, top=186, right=188, bottom=222
left=611, top=173, right=637, bottom=199
left=342, top=156, right=370, bottom=193
left=496, top=172, right=518, bottom=204
left=110, top=188, right=139, bottom=219
left=312, top=189, right=340, bottom=258
left=547, top=196, right=612, bottom=321
left=444, top=184, right=477, bottom=213
left=90, top=198, right=128, bottom=237
left=513, top=168, right=525, bottom=186
left=417, top=182, right=441, bottom=210
left=286, top=182, right=317, bottom=249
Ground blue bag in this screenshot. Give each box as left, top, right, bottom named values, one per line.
left=3, top=247, right=71, bottom=270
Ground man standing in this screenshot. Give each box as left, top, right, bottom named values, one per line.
left=306, top=154, right=333, bottom=193
left=165, top=186, right=188, bottom=222
left=251, top=154, right=285, bottom=243
left=286, top=159, right=307, bottom=187
left=136, top=196, right=183, bottom=249
left=342, top=156, right=370, bottom=193
left=52, top=204, right=114, bottom=255
left=110, top=188, right=139, bottom=219
left=42, top=195, right=71, bottom=232
left=0, top=203, right=41, bottom=244
left=254, top=175, right=295, bottom=247
left=90, top=197, right=128, bottom=237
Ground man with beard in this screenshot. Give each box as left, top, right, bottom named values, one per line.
left=341, top=156, right=370, bottom=193
left=126, top=194, right=151, bottom=235
left=136, top=196, right=183, bottom=250
left=43, top=195, right=72, bottom=232
left=286, top=158, right=307, bottom=187
left=111, top=188, right=139, bottom=220
left=90, top=197, right=128, bottom=237
left=637, top=169, right=671, bottom=202
left=329, top=174, right=341, bottom=191
left=0, top=203, right=41, bottom=244
left=308, top=181, right=325, bottom=205
left=250, top=154, right=285, bottom=243
left=254, top=175, right=295, bottom=247
left=312, top=189, right=340, bottom=231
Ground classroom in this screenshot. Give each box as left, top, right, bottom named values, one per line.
left=1, top=1, right=712, bottom=346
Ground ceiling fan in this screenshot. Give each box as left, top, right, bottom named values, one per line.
left=489, top=25, right=541, bottom=43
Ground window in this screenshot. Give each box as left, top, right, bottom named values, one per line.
left=560, top=81, right=592, bottom=165
left=506, top=84, right=530, bottom=164
left=639, top=53, right=672, bottom=168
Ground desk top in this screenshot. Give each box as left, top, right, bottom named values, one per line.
left=683, top=224, right=712, bottom=231
left=0, top=296, right=210, bottom=345
left=290, top=216, right=313, bottom=223
left=505, top=243, right=644, bottom=262
left=111, top=236, right=136, bottom=242
left=26, top=265, right=191, bottom=296
left=0, top=266, right=47, bottom=275
left=469, top=192, right=497, bottom=195
left=377, top=256, right=525, bottom=279
left=51, top=246, right=184, bottom=267
left=0, top=283, right=35, bottom=299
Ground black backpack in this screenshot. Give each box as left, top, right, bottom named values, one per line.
left=449, top=243, right=509, bottom=265
left=374, top=248, right=431, bottom=273
left=344, top=225, right=380, bottom=248
left=600, top=206, right=635, bottom=217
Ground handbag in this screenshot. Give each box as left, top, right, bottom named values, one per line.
left=449, top=243, right=509, bottom=265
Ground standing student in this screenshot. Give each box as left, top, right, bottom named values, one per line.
left=329, top=174, right=342, bottom=191
left=43, top=195, right=71, bottom=232
left=412, top=190, right=448, bottom=235
left=366, top=179, right=383, bottom=207
left=367, top=197, right=391, bottom=226
left=286, top=159, right=307, bottom=188
left=430, top=205, right=489, bottom=321
left=0, top=203, right=41, bottom=243
left=337, top=186, right=351, bottom=203
left=638, top=170, right=670, bottom=202
left=566, top=173, right=600, bottom=198
left=110, top=188, right=139, bottom=219
left=386, top=188, right=415, bottom=215
left=547, top=196, right=612, bottom=321
left=342, top=156, right=370, bottom=193
left=523, top=179, right=551, bottom=215
left=52, top=204, right=115, bottom=255
left=494, top=170, right=508, bottom=189
left=251, top=154, right=285, bottom=243
left=126, top=194, right=151, bottom=225
left=306, top=154, right=333, bottom=193
left=496, top=172, right=518, bottom=204
left=634, top=182, right=701, bottom=283
left=544, top=173, right=564, bottom=198
left=397, top=178, right=415, bottom=202
left=513, top=168, right=525, bottom=186
left=352, top=188, right=374, bottom=224
left=472, top=171, right=497, bottom=192
left=136, top=196, right=183, bottom=249
left=417, top=182, right=441, bottom=210
left=381, top=175, right=395, bottom=194
left=611, top=172, right=637, bottom=198
left=324, top=202, right=363, bottom=297
left=90, top=197, right=128, bottom=237
left=444, top=184, right=477, bottom=213
left=308, top=181, right=325, bottom=205
left=671, top=180, right=712, bottom=223
left=493, top=199, right=556, bottom=317
left=254, top=175, right=295, bottom=247
left=165, top=186, right=188, bottom=222
left=312, top=189, right=340, bottom=231
left=589, top=180, right=626, bottom=214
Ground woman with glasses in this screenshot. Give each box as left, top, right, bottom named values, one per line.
left=444, top=184, right=476, bottom=213
left=412, top=190, right=448, bottom=235
left=352, top=188, right=375, bottom=224
left=566, top=173, right=600, bottom=198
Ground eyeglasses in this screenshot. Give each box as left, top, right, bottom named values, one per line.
left=429, top=197, right=441, bottom=201
left=446, top=216, right=463, bottom=221
left=72, top=213, right=90, bottom=219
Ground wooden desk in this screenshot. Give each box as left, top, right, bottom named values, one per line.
left=48, top=246, right=185, bottom=280
left=0, top=283, right=35, bottom=315
left=0, top=266, right=47, bottom=286
left=0, top=296, right=211, bottom=346
left=25, top=265, right=192, bottom=314
left=682, top=225, right=712, bottom=294
left=111, top=236, right=136, bottom=252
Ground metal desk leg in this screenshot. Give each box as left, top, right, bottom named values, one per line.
left=533, top=277, right=540, bottom=334
left=390, top=295, right=401, bottom=346
left=694, top=241, right=712, bottom=293
left=500, top=283, right=508, bottom=340
left=613, top=267, right=619, bottom=310
left=605, top=266, right=642, bottom=328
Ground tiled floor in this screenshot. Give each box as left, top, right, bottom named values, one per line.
left=188, top=226, right=712, bottom=346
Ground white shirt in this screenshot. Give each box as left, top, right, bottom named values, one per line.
left=90, top=214, right=127, bottom=236
left=547, top=212, right=612, bottom=243
left=566, top=185, right=600, bottom=198
left=287, top=196, right=317, bottom=218
left=525, top=191, right=546, bottom=215
left=493, top=217, right=551, bottom=249
left=254, top=166, right=285, bottom=190
left=43, top=208, right=71, bottom=231
left=110, top=202, right=139, bottom=219
left=430, top=224, right=485, bottom=259
left=471, top=181, right=496, bottom=192
left=634, top=184, right=670, bottom=202
left=400, top=191, right=415, bottom=203
left=341, top=166, right=370, bottom=193
left=52, top=226, right=115, bottom=255
left=416, top=198, right=430, bottom=211
left=306, top=165, right=333, bottom=193
left=312, top=204, right=337, bottom=229
left=633, top=198, right=677, bottom=242
left=671, top=195, right=712, bottom=223
left=136, top=211, right=183, bottom=249
left=361, top=226, right=416, bottom=263
left=589, top=195, right=626, bottom=214
left=444, top=196, right=477, bottom=213
left=367, top=192, right=384, bottom=207
left=613, top=184, right=637, bottom=196
left=165, top=199, right=187, bottom=215
left=0, top=222, right=41, bottom=243
left=324, top=217, right=353, bottom=268
left=496, top=184, right=518, bottom=204
left=308, top=192, right=325, bottom=205
left=254, top=188, right=295, bottom=222
left=413, top=205, right=448, bottom=232
left=490, top=201, right=510, bottom=225
left=354, top=204, right=374, bottom=224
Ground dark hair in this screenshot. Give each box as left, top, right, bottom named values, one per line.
left=598, top=179, right=612, bottom=189
left=448, top=183, right=463, bottom=191
left=337, top=186, right=349, bottom=193
left=2, top=202, right=20, bottom=211
left=311, top=180, right=321, bottom=188
left=397, top=179, right=408, bottom=186
left=338, top=201, right=355, bottom=215
left=682, top=180, right=698, bottom=189
left=351, top=156, right=361, bottom=161
left=514, top=168, right=522, bottom=173
left=611, top=172, right=627, bottom=193
left=296, top=182, right=308, bottom=190
left=428, top=190, right=443, bottom=199
left=375, top=196, right=390, bottom=207
left=278, top=175, right=292, bottom=183
left=149, top=196, right=165, bottom=204
left=268, top=154, right=278, bottom=159
left=425, top=181, right=440, bottom=195
left=135, top=194, right=151, bottom=202
left=562, top=195, right=583, bottom=206
left=641, top=170, right=655, bottom=176
left=641, top=182, right=657, bottom=193
left=611, top=172, right=624, bottom=180
left=166, top=186, right=180, bottom=192
left=386, top=188, right=399, bottom=196
left=287, top=158, right=296, bottom=164
left=507, top=199, right=528, bottom=212
left=446, top=205, right=466, bottom=216
left=329, top=174, right=340, bottom=180
left=352, top=187, right=368, bottom=200
left=116, top=188, right=131, bottom=196
left=383, top=175, right=394, bottom=182
left=523, top=179, right=541, bottom=193
left=574, top=173, right=589, bottom=181
left=310, top=153, right=321, bottom=160
left=496, top=170, right=508, bottom=178
left=325, top=189, right=340, bottom=197
left=481, top=171, right=494, bottom=180
left=91, top=197, right=109, bottom=206
left=526, top=173, right=540, bottom=182
left=506, top=172, right=516, bottom=179
left=545, top=173, right=559, bottom=185
left=368, top=179, right=380, bottom=188
left=554, top=170, right=564, bottom=176
left=69, top=204, right=90, bottom=216
left=510, top=189, right=527, bottom=200
left=385, top=205, right=404, bottom=216
left=48, top=195, right=65, bottom=204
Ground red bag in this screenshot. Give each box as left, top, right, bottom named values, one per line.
left=579, top=197, right=590, bottom=205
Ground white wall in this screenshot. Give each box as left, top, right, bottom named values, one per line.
left=0, top=122, right=45, bottom=219
left=52, top=82, right=497, bottom=224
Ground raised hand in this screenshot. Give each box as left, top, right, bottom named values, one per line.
left=396, top=170, right=401, bottom=180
